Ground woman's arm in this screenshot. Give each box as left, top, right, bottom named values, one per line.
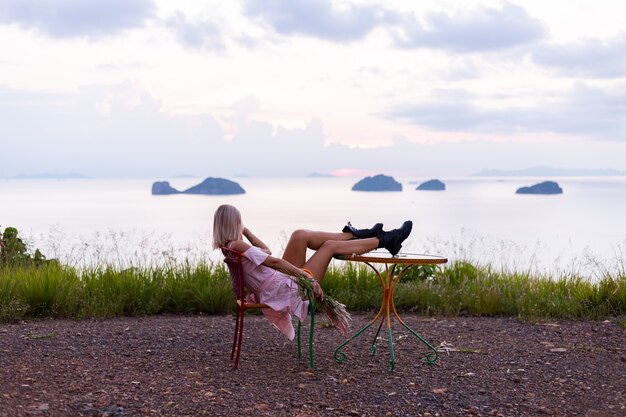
left=227, top=240, right=323, bottom=299
left=262, top=256, right=323, bottom=299
left=227, top=240, right=296, bottom=274
left=243, top=227, right=271, bottom=255
left=262, top=256, right=310, bottom=279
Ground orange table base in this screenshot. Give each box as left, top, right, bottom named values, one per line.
left=333, top=252, right=447, bottom=371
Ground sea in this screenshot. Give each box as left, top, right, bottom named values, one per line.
left=1, top=176, right=625, bottom=278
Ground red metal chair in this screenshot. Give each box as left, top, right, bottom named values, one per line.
left=221, top=247, right=315, bottom=369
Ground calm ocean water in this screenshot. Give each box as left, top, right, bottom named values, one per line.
left=1, top=177, right=625, bottom=276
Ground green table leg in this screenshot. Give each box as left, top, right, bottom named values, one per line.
left=397, top=320, right=439, bottom=364
left=387, top=327, right=395, bottom=372
left=333, top=319, right=377, bottom=363
left=370, top=318, right=384, bottom=356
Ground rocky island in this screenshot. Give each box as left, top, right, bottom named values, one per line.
left=352, top=174, right=402, bottom=192
left=416, top=179, right=446, bottom=191
left=516, top=181, right=563, bottom=195
left=152, top=177, right=245, bottom=195
left=151, top=181, right=180, bottom=195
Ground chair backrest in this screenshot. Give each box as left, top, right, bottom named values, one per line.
left=221, top=246, right=246, bottom=300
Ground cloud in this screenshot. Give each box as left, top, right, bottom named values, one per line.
left=0, top=83, right=224, bottom=177
left=243, top=0, right=393, bottom=42
left=390, top=83, right=626, bottom=140
left=0, top=0, right=155, bottom=38
left=436, top=58, right=483, bottom=81
left=228, top=95, right=261, bottom=124
left=222, top=117, right=328, bottom=174
left=164, top=11, right=225, bottom=52
left=0, top=84, right=67, bottom=105
left=96, top=61, right=146, bottom=71
left=0, top=84, right=486, bottom=177
left=242, top=1, right=544, bottom=53
left=393, top=2, right=546, bottom=52
left=0, top=84, right=331, bottom=177
left=532, top=34, right=626, bottom=78
left=3, top=83, right=626, bottom=179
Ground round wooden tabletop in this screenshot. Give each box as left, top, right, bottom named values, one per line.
left=334, top=251, right=448, bottom=265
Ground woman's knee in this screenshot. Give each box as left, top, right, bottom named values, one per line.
left=290, top=229, right=310, bottom=242
left=319, top=240, right=341, bottom=254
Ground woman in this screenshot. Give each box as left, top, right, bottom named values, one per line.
left=212, top=204, right=412, bottom=339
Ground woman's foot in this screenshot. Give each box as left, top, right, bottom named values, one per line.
left=342, top=222, right=383, bottom=239
left=377, top=221, right=413, bottom=256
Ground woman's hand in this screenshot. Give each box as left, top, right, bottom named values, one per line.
left=299, top=269, right=322, bottom=298
left=309, top=279, right=324, bottom=300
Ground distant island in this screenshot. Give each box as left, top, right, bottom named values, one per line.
left=416, top=179, right=446, bottom=191
left=308, top=172, right=336, bottom=178
left=516, top=181, right=563, bottom=195
left=152, top=177, right=245, bottom=195
left=151, top=181, right=180, bottom=195
left=352, top=174, right=402, bottom=192
left=474, top=166, right=626, bottom=177
left=11, top=172, right=89, bottom=179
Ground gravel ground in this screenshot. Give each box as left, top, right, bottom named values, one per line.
left=1, top=314, right=624, bottom=417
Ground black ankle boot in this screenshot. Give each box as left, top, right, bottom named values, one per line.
left=342, top=222, right=383, bottom=239
left=377, top=221, right=413, bottom=256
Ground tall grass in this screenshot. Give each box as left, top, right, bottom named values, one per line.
left=393, top=261, right=626, bottom=319
left=0, top=262, right=234, bottom=321
left=321, top=262, right=382, bottom=310
left=1, top=260, right=625, bottom=322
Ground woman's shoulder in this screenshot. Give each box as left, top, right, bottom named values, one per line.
left=225, top=240, right=251, bottom=254
left=224, top=241, right=272, bottom=263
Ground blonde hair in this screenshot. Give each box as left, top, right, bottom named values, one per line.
left=212, top=204, right=243, bottom=249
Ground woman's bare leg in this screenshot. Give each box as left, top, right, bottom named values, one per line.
left=302, top=238, right=378, bottom=281
left=282, top=229, right=353, bottom=267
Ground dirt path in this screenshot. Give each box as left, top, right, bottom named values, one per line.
left=1, top=314, right=624, bottom=416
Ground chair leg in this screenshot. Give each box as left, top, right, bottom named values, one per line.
left=297, top=320, right=302, bottom=359
left=231, top=305, right=241, bottom=361
left=308, top=298, right=315, bottom=369
left=234, top=306, right=245, bottom=369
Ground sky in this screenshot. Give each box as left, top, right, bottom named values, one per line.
left=1, top=0, right=626, bottom=178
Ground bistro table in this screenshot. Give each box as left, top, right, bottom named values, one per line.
left=333, top=251, right=448, bottom=371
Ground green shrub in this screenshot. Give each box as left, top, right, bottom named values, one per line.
left=397, top=264, right=439, bottom=283
left=0, top=226, right=56, bottom=267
